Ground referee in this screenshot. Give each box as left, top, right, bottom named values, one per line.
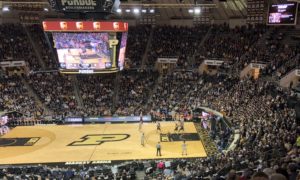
left=156, top=142, right=162, bottom=156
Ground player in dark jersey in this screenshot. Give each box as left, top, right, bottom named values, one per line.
left=174, top=121, right=179, bottom=133
left=139, top=111, right=143, bottom=131
left=156, top=122, right=161, bottom=133
left=139, top=111, right=143, bottom=123
left=179, top=120, right=184, bottom=132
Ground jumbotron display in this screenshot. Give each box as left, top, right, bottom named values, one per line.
left=53, top=32, right=112, bottom=70
left=267, top=3, right=298, bottom=25
left=43, top=21, right=128, bottom=74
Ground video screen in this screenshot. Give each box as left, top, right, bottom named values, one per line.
left=118, top=32, right=128, bottom=70
left=268, top=3, right=298, bottom=25
left=52, top=32, right=112, bottom=70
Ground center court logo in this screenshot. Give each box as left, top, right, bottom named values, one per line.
left=68, top=134, right=130, bottom=146
left=0, top=137, right=40, bottom=147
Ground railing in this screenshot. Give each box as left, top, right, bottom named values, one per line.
left=30, top=69, right=59, bottom=74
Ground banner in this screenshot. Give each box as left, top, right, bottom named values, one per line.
left=43, top=21, right=128, bottom=32
left=85, top=116, right=152, bottom=123
left=0, top=61, right=26, bottom=67
left=157, top=58, right=178, bottom=64
left=64, top=117, right=83, bottom=123
left=49, top=0, right=117, bottom=12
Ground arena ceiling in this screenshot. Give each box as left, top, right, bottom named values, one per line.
left=120, top=0, right=247, bottom=19
left=0, top=0, right=247, bottom=20
left=1, top=0, right=296, bottom=20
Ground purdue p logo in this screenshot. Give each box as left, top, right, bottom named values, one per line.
left=109, top=39, right=119, bottom=48
left=68, top=134, right=130, bottom=146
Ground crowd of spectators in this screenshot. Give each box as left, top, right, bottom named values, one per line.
left=0, top=23, right=299, bottom=179
left=146, top=74, right=299, bottom=179
left=0, top=24, right=41, bottom=70
left=198, top=24, right=266, bottom=64
left=147, top=25, right=210, bottom=67
left=0, top=75, right=43, bottom=117
left=238, top=27, right=300, bottom=78
left=149, top=70, right=201, bottom=117
left=126, top=25, right=152, bottom=68
left=27, top=72, right=78, bottom=116
left=0, top=161, right=144, bottom=179
left=27, top=24, right=59, bottom=69
left=115, top=69, right=159, bottom=116
left=0, top=165, right=115, bottom=179
left=77, top=74, right=114, bottom=116
left=143, top=156, right=299, bottom=180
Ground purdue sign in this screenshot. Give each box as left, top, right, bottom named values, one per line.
left=60, top=0, right=98, bottom=11
left=49, top=0, right=117, bottom=12
left=61, top=0, right=96, bottom=6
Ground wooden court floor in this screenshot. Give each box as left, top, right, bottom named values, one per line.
left=0, top=122, right=207, bottom=165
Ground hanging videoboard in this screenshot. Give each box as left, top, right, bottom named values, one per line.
left=43, top=21, right=128, bottom=74
left=267, top=3, right=298, bottom=25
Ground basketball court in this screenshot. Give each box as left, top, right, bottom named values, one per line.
left=0, top=122, right=207, bottom=165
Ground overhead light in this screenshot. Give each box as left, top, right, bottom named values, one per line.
left=149, top=9, right=155, bottom=13
left=141, top=9, right=147, bottom=13
left=133, top=8, right=140, bottom=14
left=125, top=9, right=131, bottom=13
left=2, top=6, right=9, bottom=12
left=43, top=8, right=49, bottom=12
left=116, top=8, right=122, bottom=13
left=194, top=8, right=201, bottom=14
left=188, top=9, right=194, bottom=13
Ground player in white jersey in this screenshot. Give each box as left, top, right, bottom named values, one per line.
left=141, top=133, right=145, bottom=146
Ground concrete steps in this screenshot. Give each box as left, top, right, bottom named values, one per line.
left=112, top=73, right=120, bottom=111
left=141, top=27, right=154, bottom=68
left=71, top=76, right=84, bottom=107
left=22, top=25, right=46, bottom=70
left=21, top=77, right=52, bottom=115
left=145, top=74, right=162, bottom=110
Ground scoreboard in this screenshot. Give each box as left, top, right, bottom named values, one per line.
left=267, top=3, right=298, bottom=25
left=43, top=20, right=128, bottom=74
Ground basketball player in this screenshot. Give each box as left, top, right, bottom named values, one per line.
left=179, top=118, right=184, bottom=132
left=167, top=132, right=172, bottom=142
left=139, top=121, right=143, bottom=131
left=156, top=142, right=161, bottom=156
left=174, top=121, right=179, bottom=133
left=140, top=111, right=143, bottom=122
left=156, top=121, right=161, bottom=133
left=141, top=133, right=145, bottom=146
left=182, top=141, right=187, bottom=156
left=179, top=123, right=184, bottom=132
left=139, top=111, right=143, bottom=131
